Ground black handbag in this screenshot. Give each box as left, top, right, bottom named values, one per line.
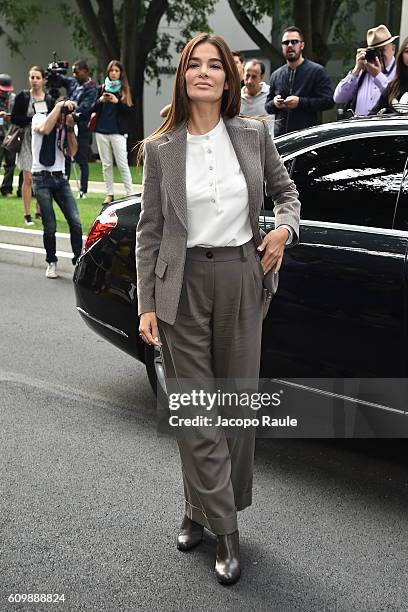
left=2, top=124, right=24, bottom=154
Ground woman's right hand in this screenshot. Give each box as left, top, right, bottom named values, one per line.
left=139, top=312, right=161, bottom=347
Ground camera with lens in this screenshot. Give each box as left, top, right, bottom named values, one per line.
left=365, top=47, right=382, bottom=64
left=61, top=103, right=83, bottom=123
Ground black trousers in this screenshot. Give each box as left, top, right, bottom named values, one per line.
left=0, top=144, right=16, bottom=195
left=65, top=132, right=91, bottom=193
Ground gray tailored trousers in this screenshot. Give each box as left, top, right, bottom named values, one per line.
left=158, top=239, right=264, bottom=535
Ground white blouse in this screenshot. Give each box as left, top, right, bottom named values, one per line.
left=185, top=118, right=253, bottom=248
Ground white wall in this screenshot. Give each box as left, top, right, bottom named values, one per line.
left=401, top=0, right=408, bottom=43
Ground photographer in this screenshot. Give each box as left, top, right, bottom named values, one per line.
left=60, top=60, right=97, bottom=198
left=333, top=25, right=398, bottom=116
left=32, top=99, right=83, bottom=279
left=0, top=74, right=16, bottom=197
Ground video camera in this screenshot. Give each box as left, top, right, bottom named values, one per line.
left=45, top=52, right=69, bottom=99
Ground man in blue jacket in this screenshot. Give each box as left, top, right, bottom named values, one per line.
left=61, top=60, right=97, bottom=198
left=265, top=26, right=334, bottom=136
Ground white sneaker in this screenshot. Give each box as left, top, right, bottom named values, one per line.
left=76, top=191, right=87, bottom=199
left=46, top=262, right=59, bottom=279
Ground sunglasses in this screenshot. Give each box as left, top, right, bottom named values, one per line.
left=282, top=39, right=301, bottom=46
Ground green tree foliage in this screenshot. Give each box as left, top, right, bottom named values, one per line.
left=0, top=1, right=43, bottom=56
left=227, top=0, right=374, bottom=68
left=58, top=0, right=216, bottom=154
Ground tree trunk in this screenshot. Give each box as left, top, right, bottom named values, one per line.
left=311, top=0, right=339, bottom=65
left=75, top=0, right=113, bottom=68
left=293, top=0, right=313, bottom=57
left=128, top=66, right=145, bottom=164
left=227, top=0, right=283, bottom=68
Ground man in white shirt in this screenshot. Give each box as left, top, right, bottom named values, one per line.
left=240, top=60, right=270, bottom=117
left=32, top=99, right=83, bottom=278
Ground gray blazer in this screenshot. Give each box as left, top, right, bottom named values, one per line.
left=136, top=115, right=300, bottom=325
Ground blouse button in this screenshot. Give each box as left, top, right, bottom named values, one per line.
left=207, top=148, right=212, bottom=153
left=211, top=198, right=216, bottom=203
left=209, top=166, right=214, bottom=170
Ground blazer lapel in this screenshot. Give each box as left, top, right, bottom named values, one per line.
left=158, top=125, right=188, bottom=229
left=224, top=116, right=263, bottom=221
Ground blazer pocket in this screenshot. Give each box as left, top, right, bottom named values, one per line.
left=154, top=256, right=168, bottom=279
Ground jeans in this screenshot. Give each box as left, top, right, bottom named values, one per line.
left=65, top=132, right=91, bottom=193
left=32, top=173, right=83, bottom=263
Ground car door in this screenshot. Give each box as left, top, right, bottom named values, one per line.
left=262, top=133, right=408, bottom=381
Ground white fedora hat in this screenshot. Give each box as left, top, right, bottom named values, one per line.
left=366, top=24, right=399, bottom=48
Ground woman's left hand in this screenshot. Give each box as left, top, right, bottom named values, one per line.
left=257, top=227, right=289, bottom=274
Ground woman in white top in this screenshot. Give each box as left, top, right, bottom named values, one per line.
left=136, top=33, right=300, bottom=585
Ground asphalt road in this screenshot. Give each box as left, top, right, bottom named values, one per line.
left=1, top=261, right=408, bottom=612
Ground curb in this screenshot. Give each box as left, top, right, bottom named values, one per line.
left=0, top=225, right=86, bottom=273
left=0, top=184, right=143, bottom=271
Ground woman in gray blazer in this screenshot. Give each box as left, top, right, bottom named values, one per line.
left=136, top=32, right=300, bottom=585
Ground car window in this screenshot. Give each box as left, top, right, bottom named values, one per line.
left=291, top=135, right=407, bottom=229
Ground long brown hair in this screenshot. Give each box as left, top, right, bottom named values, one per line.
left=388, top=37, right=408, bottom=104
left=106, top=60, right=132, bottom=107
left=137, top=33, right=241, bottom=162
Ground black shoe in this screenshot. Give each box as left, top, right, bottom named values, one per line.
left=24, top=214, right=34, bottom=226
left=177, top=515, right=204, bottom=551
left=215, top=530, right=241, bottom=585
left=35, top=212, right=42, bottom=220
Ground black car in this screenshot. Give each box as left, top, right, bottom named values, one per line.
left=73, top=115, right=408, bottom=434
